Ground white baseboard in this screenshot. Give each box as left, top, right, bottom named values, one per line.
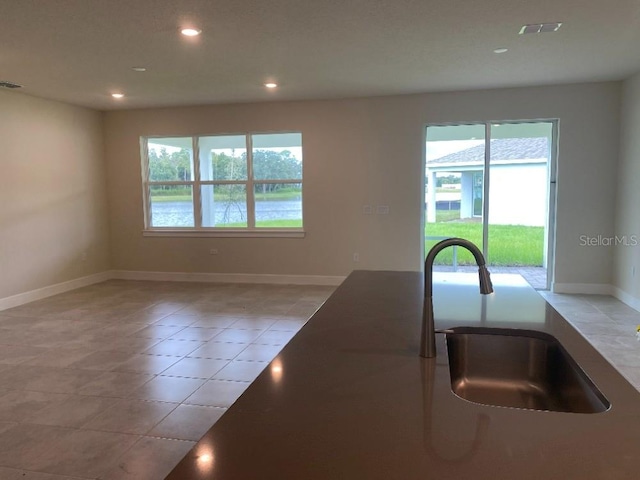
left=2, top=271, right=637, bottom=313
left=0, top=269, right=345, bottom=312
left=0, top=271, right=112, bottom=312
left=611, top=287, right=640, bottom=312
left=111, top=270, right=346, bottom=286
left=552, top=283, right=613, bottom=295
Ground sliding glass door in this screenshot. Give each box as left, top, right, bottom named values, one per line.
left=425, top=121, right=556, bottom=289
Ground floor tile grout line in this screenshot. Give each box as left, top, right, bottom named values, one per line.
left=0, top=279, right=334, bottom=479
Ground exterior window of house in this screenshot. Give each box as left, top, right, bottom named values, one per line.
left=141, top=132, right=303, bottom=236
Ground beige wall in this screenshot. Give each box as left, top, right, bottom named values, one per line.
left=104, top=81, right=621, bottom=287
left=104, top=97, right=423, bottom=277
left=613, top=72, right=640, bottom=299
left=0, top=90, right=110, bottom=299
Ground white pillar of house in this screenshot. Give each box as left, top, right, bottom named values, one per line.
left=460, top=171, right=473, bottom=219
left=427, top=169, right=437, bottom=223
left=199, top=146, right=214, bottom=226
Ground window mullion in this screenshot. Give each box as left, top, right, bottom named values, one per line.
left=192, top=136, right=202, bottom=228
left=482, top=122, right=491, bottom=261
left=246, top=134, right=256, bottom=228
left=254, top=179, right=301, bottom=184
left=201, top=180, right=248, bottom=185
left=148, top=181, right=193, bottom=186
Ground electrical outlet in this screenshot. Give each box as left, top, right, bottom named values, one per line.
left=362, top=205, right=373, bottom=215
left=376, top=205, right=390, bottom=215
left=353, top=253, right=360, bottom=262
left=209, top=249, right=219, bottom=255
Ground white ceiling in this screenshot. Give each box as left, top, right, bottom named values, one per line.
left=1, top=0, right=639, bottom=111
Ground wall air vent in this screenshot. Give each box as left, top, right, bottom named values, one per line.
left=0, top=81, right=23, bottom=89
left=519, top=23, right=563, bottom=35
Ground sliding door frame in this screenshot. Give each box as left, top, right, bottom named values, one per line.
left=423, top=119, right=558, bottom=290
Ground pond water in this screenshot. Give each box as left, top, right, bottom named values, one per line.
left=150, top=200, right=302, bottom=227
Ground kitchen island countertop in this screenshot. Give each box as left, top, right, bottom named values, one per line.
left=167, top=270, right=640, bottom=479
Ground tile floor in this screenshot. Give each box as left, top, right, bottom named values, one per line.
left=0, top=280, right=335, bottom=479
left=541, top=291, right=640, bottom=390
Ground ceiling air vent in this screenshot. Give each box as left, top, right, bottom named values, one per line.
left=519, top=23, right=563, bottom=35
left=0, top=81, right=23, bottom=89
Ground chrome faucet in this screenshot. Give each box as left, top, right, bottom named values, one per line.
left=420, top=238, right=493, bottom=358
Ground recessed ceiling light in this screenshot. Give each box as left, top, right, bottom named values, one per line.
left=181, top=28, right=202, bottom=37
left=264, top=82, right=278, bottom=89
left=111, top=93, right=125, bottom=99
left=493, top=48, right=508, bottom=54
left=132, top=67, right=147, bottom=72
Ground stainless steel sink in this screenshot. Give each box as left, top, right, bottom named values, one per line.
left=445, top=327, right=610, bottom=413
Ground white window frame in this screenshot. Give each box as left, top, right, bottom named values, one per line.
left=141, top=132, right=304, bottom=238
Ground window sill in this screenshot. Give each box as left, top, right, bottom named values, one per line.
left=142, top=229, right=306, bottom=238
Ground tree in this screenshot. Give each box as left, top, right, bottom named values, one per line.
left=172, top=150, right=191, bottom=181
left=251, top=149, right=302, bottom=193
left=148, top=148, right=178, bottom=182
left=436, top=174, right=460, bottom=187
left=210, top=149, right=301, bottom=194
left=148, top=148, right=192, bottom=181
left=210, top=151, right=247, bottom=221
left=211, top=151, right=247, bottom=180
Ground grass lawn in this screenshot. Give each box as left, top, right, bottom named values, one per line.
left=435, top=210, right=464, bottom=222
left=426, top=222, right=543, bottom=266
left=255, top=219, right=302, bottom=228
left=151, top=195, right=192, bottom=202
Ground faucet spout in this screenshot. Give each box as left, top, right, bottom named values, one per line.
left=420, top=238, right=493, bottom=358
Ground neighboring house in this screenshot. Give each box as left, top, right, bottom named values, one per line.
left=426, top=137, right=550, bottom=227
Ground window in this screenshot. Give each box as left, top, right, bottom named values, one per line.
left=142, top=133, right=303, bottom=236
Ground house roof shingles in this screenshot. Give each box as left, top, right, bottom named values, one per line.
left=427, top=137, right=549, bottom=166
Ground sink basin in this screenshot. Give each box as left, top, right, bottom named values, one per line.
left=445, top=327, right=610, bottom=413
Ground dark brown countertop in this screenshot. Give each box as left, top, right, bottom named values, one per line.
left=167, top=271, right=640, bottom=479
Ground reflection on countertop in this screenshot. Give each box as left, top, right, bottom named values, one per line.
left=166, top=271, right=640, bottom=480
